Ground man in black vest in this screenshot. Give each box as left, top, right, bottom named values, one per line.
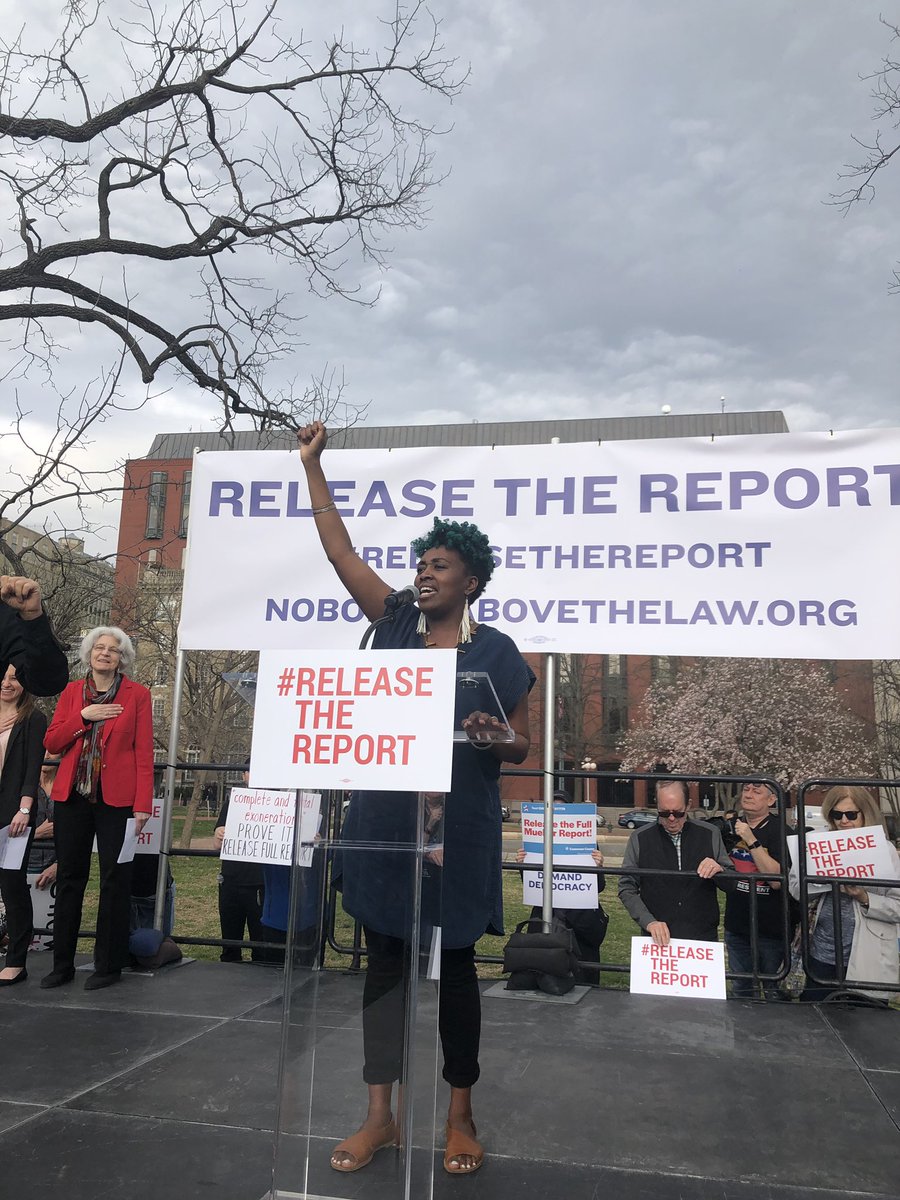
left=618, top=781, right=733, bottom=945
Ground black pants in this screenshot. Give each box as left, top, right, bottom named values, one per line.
left=218, top=880, right=265, bottom=962
left=362, top=927, right=481, bottom=1089
left=53, top=793, right=133, bottom=975
left=801, top=953, right=848, bottom=1002
left=1, top=831, right=35, bottom=968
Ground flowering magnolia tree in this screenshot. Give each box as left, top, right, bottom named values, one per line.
left=618, top=657, right=879, bottom=808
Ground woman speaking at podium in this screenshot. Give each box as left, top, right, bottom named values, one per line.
left=298, top=422, right=534, bottom=1176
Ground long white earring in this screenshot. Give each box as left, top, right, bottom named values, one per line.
left=417, top=611, right=428, bottom=637
left=458, top=602, right=472, bottom=644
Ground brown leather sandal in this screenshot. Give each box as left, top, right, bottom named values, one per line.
left=443, top=1121, right=484, bottom=1174
left=330, top=1119, right=398, bottom=1172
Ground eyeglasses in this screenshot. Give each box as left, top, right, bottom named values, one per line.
left=833, top=809, right=861, bottom=822
left=658, top=810, right=687, bottom=821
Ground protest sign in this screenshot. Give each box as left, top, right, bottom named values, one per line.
left=135, top=800, right=163, bottom=855
left=791, top=826, right=898, bottom=882
left=249, top=649, right=456, bottom=791
left=27, top=875, right=55, bottom=952
left=179, top=429, right=900, bottom=658
left=521, top=802, right=598, bottom=909
left=630, top=937, right=727, bottom=1000
left=220, top=788, right=321, bottom=867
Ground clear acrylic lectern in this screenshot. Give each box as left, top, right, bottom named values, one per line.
left=267, top=671, right=511, bottom=1200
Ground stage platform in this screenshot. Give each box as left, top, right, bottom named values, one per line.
left=0, top=958, right=897, bottom=1200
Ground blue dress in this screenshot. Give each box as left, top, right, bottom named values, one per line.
left=339, top=605, right=535, bottom=949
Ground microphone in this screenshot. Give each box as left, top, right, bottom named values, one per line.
left=383, top=584, right=420, bottom=611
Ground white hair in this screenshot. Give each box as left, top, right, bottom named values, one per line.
left=78, top=626, right=136, bottom=672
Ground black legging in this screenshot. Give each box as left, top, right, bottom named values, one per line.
left=0, top=830, right=35, bottom=968
left=362, top=927, right=481, bottom=1089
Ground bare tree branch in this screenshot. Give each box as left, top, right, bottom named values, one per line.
left=0, top=0, right=463, bottom=428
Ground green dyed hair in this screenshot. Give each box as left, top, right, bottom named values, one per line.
left=411, top=518, right=495, bottom=600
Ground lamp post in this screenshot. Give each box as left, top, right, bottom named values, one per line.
left=581, top=757, right=597, bottom=807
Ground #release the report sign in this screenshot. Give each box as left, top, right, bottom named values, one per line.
left=250, top=648, right=456, bottom=791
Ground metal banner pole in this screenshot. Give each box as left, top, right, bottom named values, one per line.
left=154, top=647, right=186, bottom=929
left=541, top=653, right=556, bottom=930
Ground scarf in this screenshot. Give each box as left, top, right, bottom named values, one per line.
left=74, top=672, right=123, bottom=801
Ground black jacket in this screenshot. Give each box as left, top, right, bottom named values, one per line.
left=0, top=607, right=68, bottom=697
left=0, top=710, right=48, bottom=827
left=618, top=819, right=734, bottom=942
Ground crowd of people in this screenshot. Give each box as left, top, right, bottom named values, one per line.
left=0, top=580, right=179, bottom=992
left=617, top=778, right=900, bottom=1002
left=2, top=459, right=900, bottom=1183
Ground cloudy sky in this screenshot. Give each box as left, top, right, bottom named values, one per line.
left=2, top=1, right=899, bottom=550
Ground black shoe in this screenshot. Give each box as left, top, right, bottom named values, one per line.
left=0, top=968, right=27, bottom=987
left=41, top=967, right=76, bottom=989
left=84, top=970, right=121, bottom=991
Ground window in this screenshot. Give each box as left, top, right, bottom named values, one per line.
left=179, top=470, right=192, bottom=538
left=601, top=655, right=628, bottom=735
left=602, top=697, right=627, bottom=735
left=152, top=697, right=165, bottom=722
left=145, top=471, right=168, bottom=539
left=652, top=656, right=677, bottom=684
left=183, top=744, right=201, bottom=783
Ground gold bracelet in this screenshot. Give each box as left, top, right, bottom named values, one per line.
left=311, top=502, right=337, bottom=515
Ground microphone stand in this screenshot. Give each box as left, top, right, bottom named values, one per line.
left=358, top=592, right=415, bottom=650
left=358, top=612, right=394, bottom=651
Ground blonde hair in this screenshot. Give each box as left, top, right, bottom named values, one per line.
left=821, top=786, right=886, bottom=833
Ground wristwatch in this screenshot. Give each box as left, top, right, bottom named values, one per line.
left=18, top=807, right=31, bottom=816
left=747, top=839, right=761, bottom=850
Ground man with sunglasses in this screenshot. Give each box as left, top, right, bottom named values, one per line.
left=618, top=781, right=734, bottom=946
left=723, top=781, right=789, bottom=999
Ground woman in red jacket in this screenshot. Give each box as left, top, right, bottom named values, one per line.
left=43, top=626, right=153, bottom=991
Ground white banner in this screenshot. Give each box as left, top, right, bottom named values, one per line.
left=220, top=787, right=321, bottom=866
left=178, top=429, right=900, bottom=657
left=629, top=937, right=727, bottom=1000
left=249, top=649, right=456, bottom=791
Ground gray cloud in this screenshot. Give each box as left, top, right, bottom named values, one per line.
left=2, top=0, right=899, bottom=553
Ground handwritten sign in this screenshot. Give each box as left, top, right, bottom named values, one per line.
left=220, top=787, right=321, bottom=867
left=27, top=874, right=55, bottom=951
left=630, top=937, right=726, bottom=1000
left=250, top=649, right=456, bottom=790
left=521, top=802, right=598, bottom=910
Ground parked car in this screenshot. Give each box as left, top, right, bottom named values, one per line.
left=617, top=809, right=658, bottom=830
left=501, top=804, right=512, bottom=822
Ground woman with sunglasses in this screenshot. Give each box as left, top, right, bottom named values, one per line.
left=791, top=786, right=900, bottom=1001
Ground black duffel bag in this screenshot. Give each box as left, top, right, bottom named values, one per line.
left=502, top=917, right=579, bottom=994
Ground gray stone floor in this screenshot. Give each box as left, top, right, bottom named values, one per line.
left=0, top=958, right=897, bottom=1199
